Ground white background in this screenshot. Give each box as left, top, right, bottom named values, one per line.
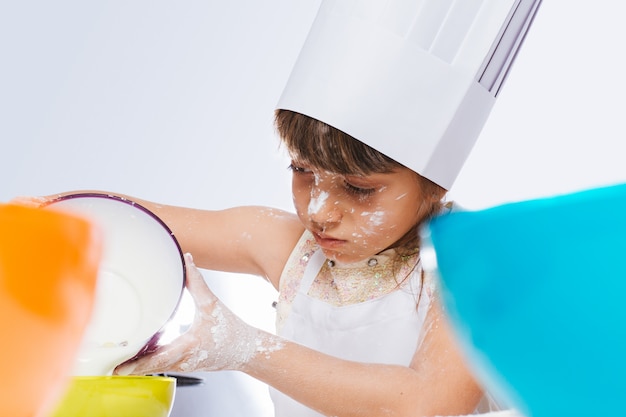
left=2, top=1, right=625, bottom=415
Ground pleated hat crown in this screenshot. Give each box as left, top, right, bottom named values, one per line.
left=278, top=0, right=541, bottom=189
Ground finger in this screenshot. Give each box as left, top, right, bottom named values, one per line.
left=9, top=196, right=50, bottom=208
left=114, top=334, right=196, bottom=375
left=184, top=253, right=217, bottom=306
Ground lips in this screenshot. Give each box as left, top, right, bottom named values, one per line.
left=312, top=232, right=345, bottom=249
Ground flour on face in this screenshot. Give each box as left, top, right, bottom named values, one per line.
left=308, top=190, right=329, bottom=216
left=359, top=211, right=386, bottom=235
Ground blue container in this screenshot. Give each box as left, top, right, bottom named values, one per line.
left=422, top=183, right=626, bottom=416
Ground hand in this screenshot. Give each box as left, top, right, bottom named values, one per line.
left=115, top=253, right=273, bottom=375
left=8, top=195, right=51, bottom=207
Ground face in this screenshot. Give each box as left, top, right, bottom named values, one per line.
left=290, top=160, right=429, bottom=264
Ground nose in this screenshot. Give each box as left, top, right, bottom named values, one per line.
left=308, top=188, right=342, bottom=230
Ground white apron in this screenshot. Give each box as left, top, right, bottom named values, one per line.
left=270, top=249, right=430, bottom=416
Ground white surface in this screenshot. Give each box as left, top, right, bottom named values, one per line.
left=2, top=1, right=626, bottom=415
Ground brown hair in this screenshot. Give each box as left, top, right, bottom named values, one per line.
left=275, top=109, right=446, bottom=257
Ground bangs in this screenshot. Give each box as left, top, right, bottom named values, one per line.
left=275, top=110, right=401, bottom=176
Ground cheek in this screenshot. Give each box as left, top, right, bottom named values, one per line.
left=346, top=210, right=394, bottom=252
left=353, top=204, right=417, bottom=246
left=353, top=209, right=389, bottom=238
left=291, top=182, right=310, bottom=217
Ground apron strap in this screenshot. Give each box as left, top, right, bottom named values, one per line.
left=300, top=249, right=326, bottom=293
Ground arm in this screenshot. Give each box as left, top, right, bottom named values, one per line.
left=118, top=257, right=484, bottom=417
left=20, top=191, right=305, bottom=288
left=130, top=201, right=304, bottom=287
left=244, top=299, right=483, bottom=417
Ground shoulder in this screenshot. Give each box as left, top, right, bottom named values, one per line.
left=239, top=207, right=306, bottom=288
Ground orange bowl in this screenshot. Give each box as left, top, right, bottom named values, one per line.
left=0, top=203, right=101, bottom=417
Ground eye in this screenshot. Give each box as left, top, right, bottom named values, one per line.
left=287, top=162, right=312, bottom=174
left=344, top=181, right=376, bottom=197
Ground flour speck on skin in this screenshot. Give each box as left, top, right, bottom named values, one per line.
left=255, top=335, right=285, bottom=360
left=358, top=211, right=386, bottom=235
left=201, top=304, right=285, bottom=371
left=361, top=211, right=385, bottom=226
left=308, top=191, right=329, bottom=216
left=260, top=207, right=290, bottom=219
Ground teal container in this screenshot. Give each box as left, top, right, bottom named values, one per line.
left=423, top=183, right=626, bottom=416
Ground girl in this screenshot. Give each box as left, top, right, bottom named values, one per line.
left=30, top=109, right=490, bottom=416
left=24, top=1, right=539, bottom=413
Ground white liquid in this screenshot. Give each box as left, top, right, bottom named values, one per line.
left=72, top=268, right=145, bottom=375
left=86, top=268, right=143, bottom=344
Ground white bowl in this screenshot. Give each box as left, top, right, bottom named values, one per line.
left=46, top=193, right=185, bottom=375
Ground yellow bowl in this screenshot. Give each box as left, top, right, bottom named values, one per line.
left=50, top=376, right=176, bottom=417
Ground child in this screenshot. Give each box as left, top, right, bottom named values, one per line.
left=25, top=1, right=540, bottom=415
left=29, top=109, right=501, bottom=416
left=38, top=110, right=487, bottom=416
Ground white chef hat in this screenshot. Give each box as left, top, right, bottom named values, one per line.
left=277, top=0, right=541, bottom=189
